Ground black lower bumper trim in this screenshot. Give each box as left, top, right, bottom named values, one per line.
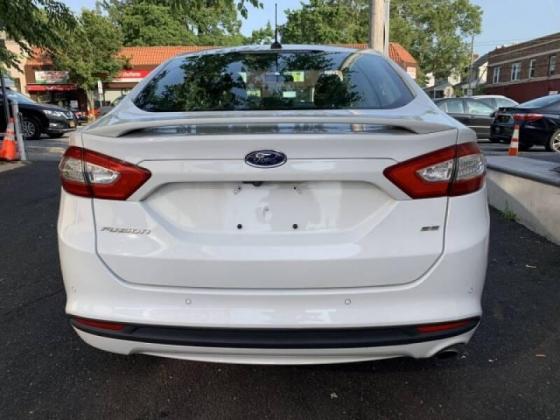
left=71, top=317, right=480, bottom=349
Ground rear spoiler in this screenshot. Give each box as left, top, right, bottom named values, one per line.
left=85, top=115, right=456, bottom=137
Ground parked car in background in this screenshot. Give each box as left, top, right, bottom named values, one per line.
left=490, top=94, right=560, bottom=151
left=435, top=97, right=495, bottom=138
left=0, top=90, right=77, bottom=139
left=98, top=95, right=126, bottom=117
left=58, top=45, right=489, bottom=365
left=72, top=110, right=88, bottom=125
left=471, top=95, right=518, bottom=110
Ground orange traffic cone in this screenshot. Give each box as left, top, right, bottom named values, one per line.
left=0, top=117, right=19, bottom=161
left=508, top=123, right=520, bottom=156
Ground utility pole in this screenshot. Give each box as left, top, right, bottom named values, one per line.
left=368, top=0, right=386, bottom=53
left=467, top=33, right=475, bottom=96
left=383, top=0, right=391, bottom=56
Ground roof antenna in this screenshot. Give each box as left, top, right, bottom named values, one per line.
left=271, top=3, right=282, bottom=49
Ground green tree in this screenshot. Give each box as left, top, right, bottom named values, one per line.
left=0, top=0, right=76, bottom=68
left=247, top=22, right=274, bottom=45
left=103, top=0, right=258, bottom=46
left=147, top=0, right=262, bottom=18
left=281, top=0, right=482, bottom=83
left=51, top=10, right=124, bottom=113
left=282, top=0, right=367, bottom=44
left=112, top=3, right=196, bottom=46
left=390, top=0, right=481, bottom=82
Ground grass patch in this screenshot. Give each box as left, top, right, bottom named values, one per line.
left=501, top=202, right=517, bottom=221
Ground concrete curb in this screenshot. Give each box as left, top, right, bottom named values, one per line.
left=486, top=156, right=560, bottom=245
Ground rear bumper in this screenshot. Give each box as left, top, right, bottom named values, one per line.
left=71, top=316, right=479, bottom=349
left=490, top=124, right=549, bottom=145
left=58, top=187, right=489, bottom=363
left=74, top=327, right=478, bottom=365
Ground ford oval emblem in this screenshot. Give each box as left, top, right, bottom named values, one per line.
left=245, top=150, right=287, bottom=168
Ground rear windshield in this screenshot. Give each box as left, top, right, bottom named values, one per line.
left=134, top=50, right=414, bottom=112
left=518, top=95, right=560, bottom=109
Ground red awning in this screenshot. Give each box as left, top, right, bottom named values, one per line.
left=27, top=84, right=77, bottom=92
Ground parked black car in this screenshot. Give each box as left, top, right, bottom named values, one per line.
left=0, top=90, right=77, bottom=140
left=435, top=97, right=495, bottom=138
left=490, top=94, right=560, bottom=152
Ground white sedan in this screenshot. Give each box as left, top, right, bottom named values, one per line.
left=58, top=45, right=489, bottom=365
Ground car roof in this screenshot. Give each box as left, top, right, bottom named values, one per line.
left=176, top=44, right=377, bottom=58
left=471, top=95, right=509, bottom=99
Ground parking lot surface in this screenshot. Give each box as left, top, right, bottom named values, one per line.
left=1, top=160, right=560, bottom=419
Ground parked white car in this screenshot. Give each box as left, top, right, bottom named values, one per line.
left=58, top=45, right=489, bottom=365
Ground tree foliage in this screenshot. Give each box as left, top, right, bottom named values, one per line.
left=145, top=0, right=262, bottom=19
left=103, top=0, right=258, bottom=46
left=0, top=0, right=76, bottom=68
left=110, top=3, right=196, bottom=46
left=100, top=0, right=270, bottom=47
left=247, top=22, right=274, bottom=45
left=281, top=0, right=482, bottom=82
left=282, top=0, right=367, bottom=44
left=50, top=10, right=124, bottom=106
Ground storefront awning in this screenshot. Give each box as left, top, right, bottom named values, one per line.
left=27, top=84, right=77, bottom=92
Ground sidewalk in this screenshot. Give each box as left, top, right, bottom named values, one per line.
left=486, top=155, right=560, bottom=245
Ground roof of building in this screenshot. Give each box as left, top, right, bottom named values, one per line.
left=117, top=43, right=417, bottom=67
left=27, top=42, right=417, bottom=69
left=488, top=32, right=560, bottom=57
left=118, top=46, right=215, bottom=66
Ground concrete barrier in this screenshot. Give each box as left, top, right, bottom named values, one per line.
left=486, top=156, right=560, bottom=245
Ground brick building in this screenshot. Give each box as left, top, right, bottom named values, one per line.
left=485, top=32, right=560, bottom=102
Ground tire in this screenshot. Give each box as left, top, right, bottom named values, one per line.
left=545, top=129, right=560, bottom=152
left=21, top=116, right=42, bottom=140
left=519, top=143, right=533, bottom=151
left=47, top=133, right=64, bottom=139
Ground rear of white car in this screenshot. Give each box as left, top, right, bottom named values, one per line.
left=58, top=46, right=489, bottom=364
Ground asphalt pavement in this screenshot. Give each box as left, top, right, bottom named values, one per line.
left=1, top=158, right=560, bottom=419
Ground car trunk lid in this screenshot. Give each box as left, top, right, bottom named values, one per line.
left=85, top=116, right=458, bottom=289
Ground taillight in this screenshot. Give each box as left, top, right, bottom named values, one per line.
left=383, top=142, right=485, bottom=199
left=514, top=113, right=543, bottom=122
left=59, top=146, right=151, bottom=200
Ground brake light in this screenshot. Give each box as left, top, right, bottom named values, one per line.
left=59, top=146, right=151, bottom=200
left=383, top=142, right=485, bottom=199
left=514, top=113, right=543, bottom=122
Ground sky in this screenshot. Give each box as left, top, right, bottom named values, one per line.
left=65, top=0, right=560, bottom=55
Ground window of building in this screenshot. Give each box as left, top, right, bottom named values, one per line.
left=549, top=55, right=557, bottom=76
left=529, top=59, right=536, bottom=78
left=511, top=63, right=521, bottom=81
left=492, top=66, right=501, bottom=84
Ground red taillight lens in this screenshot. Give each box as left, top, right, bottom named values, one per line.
left=416, top=319, right=474, bottom=334
left=59, top=146, right=151, bottom=200
left=383, top=142, right=485, bottom=199
left=72, top=317, right=125, bottom=331
left=514, top=113, right=543, bottom=122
